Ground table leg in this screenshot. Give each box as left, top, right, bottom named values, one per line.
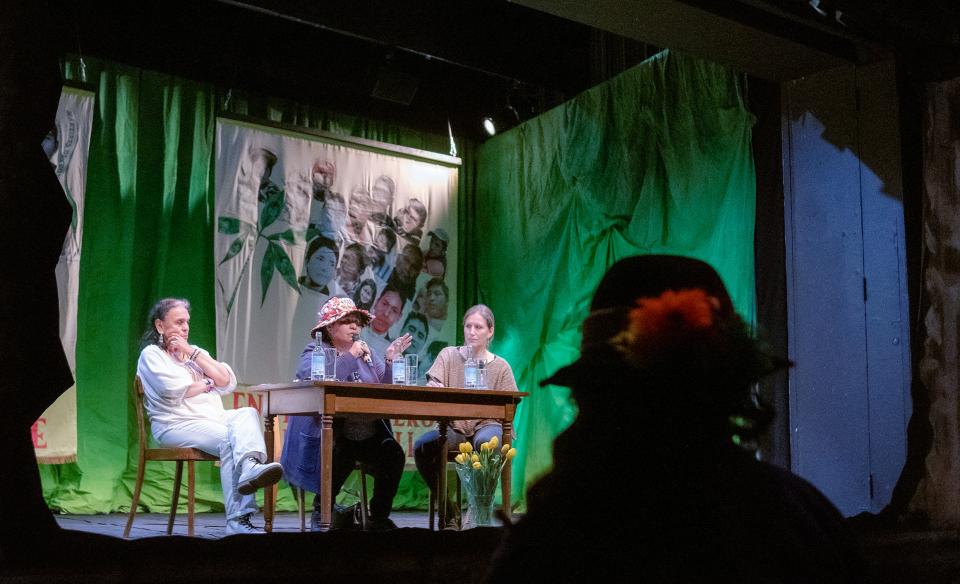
left=437, top=421, right=448, bottom=529
left=318, top=412, right=334, bottom=531
left=501, top=420, right=513, bottom=522
left=263, top=413, right=276, bottom=533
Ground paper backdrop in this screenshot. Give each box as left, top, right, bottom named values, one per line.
left=214, top=118, right=459, bottom=463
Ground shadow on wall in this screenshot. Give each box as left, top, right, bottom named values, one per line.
left=782, top=59, right=930, bottom=525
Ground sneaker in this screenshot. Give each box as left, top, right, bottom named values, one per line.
left=237, top=458, right=283, bottom=495
left=364, top=516, right=398, bottom=531
left=225, top=513, right=265, bottom=535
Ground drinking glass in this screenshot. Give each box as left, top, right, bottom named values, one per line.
left=404, top=354, right=418, bottom=386
left=323, top=347, right=337, bottom=380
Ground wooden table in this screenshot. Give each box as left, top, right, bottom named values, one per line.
left=249, top=380, right=526, bottom=532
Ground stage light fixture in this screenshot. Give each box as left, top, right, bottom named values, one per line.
left=482, top=103, right=520, bottom=137
left=483, top=116, right=496, bottom=136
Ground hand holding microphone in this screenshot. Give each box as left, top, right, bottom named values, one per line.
left=352, top=334, right=373, bottom=365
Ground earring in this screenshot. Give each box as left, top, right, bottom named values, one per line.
left=158, top=332, right=164, bottom=346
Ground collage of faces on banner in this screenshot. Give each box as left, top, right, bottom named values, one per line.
left=279, top=157, right=451, bottom=382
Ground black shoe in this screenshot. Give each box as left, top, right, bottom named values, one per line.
left=333, top=503, right=360, bottom=530
left=310, top=503, right=360, bottom=531
left=364, top=516, right=398, bottom=531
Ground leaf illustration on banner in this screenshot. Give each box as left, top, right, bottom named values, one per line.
left=218, top=183, right=304, bottom=313
left=274, top=246, right=300, bottom=293
left=219, top=235, right=246, bottom=266
left=259, top=185, right=284, bottom=230
left=258, top=241, right=301, bottom=305
left=218, top=216, right=241, bottom=234
left=260, top=243, right=278, bottom=305
left=267, top=228, right=297, bottom=244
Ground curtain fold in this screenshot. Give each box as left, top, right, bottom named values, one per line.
left=472, top=51, right=757, bottom=506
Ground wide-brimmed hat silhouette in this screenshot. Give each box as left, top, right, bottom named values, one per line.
left=542, top=255, right=787, bottom=392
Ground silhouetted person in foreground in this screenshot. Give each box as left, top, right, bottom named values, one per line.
left=487, top=255, right=866, bottom=583
left=0, top=0, right=75, bottom=569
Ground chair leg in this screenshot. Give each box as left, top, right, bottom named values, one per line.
left=168, top=461, right=184, bottom=535
left=187, top=461, right=196, bottom=537
left=428, top=489, right=436, bottom=531
left=123, top=456, right=147, bottom=538
left=358, top=467, right=369, bottom=530
left=292, top=485, right=305, bottom=533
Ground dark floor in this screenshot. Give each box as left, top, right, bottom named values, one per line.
left=858, top=527, right=960, bottom=584
left=45, top=512, right=960, bottom=583
left=55, top=510, right=452, bottom=539
left=10, top=512, right=503, bottom=584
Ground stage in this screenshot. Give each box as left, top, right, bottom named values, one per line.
left=36, top=512, right=960, bottom=583
left=56, top=510, right=472, bottom=539
left=7, top=510, right=507, bottom=583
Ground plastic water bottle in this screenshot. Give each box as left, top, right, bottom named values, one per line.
left=464, top=346, right=478, bottom=388
left=311, top=333, right=325, bottom=381
left=392, top=356, right=406, bottom=384
left=477, top=360, right=487, bottom=389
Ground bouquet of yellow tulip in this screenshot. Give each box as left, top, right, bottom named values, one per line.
left=453, top=435, right=517, bottom=527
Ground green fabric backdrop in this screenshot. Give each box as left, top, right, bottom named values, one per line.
left=471, top=51, right=757, bottom=505
left=40, top=62, right=225, bottom=514
left=39, top=50, right=756, bottom=516
left=39, top=57, right=459, bottom=514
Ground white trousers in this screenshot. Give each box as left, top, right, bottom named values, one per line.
left=156, top=407, right=266, bottom=520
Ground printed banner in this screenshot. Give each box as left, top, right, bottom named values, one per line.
left=34, top=86, right=95, bottom=463
left=214, top=119, right=459, bottom=463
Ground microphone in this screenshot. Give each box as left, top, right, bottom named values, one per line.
left=353, top=334, right=373, bottom=365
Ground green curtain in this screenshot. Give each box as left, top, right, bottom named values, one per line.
left=40, top=50, right=755, bottom=515
left=471, top=51, right=757, bottom=506
left=39, top=60, right=227, bottom=514
left=40, top=57, right=461, bottom=514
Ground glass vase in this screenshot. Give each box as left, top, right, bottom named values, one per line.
left=463, top=492, right=496, bottom=528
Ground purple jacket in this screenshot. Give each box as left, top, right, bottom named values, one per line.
left=280, top=341, right=391, bottom=493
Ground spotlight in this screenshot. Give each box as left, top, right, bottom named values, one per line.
left=481, top=104, right=520, bottom=137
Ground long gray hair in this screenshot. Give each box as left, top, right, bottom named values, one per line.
left=140, top=298, right=190, bottom=349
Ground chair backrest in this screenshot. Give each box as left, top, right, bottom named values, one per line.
left=132, top=375, right=219, bottom=463
left=132, top=376, right=149, bottom=456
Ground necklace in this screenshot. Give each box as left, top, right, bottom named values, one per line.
left=167, top=349, right=203, bottom=380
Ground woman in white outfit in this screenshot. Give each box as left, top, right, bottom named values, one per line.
left=136, top=298, right=282, bottom=535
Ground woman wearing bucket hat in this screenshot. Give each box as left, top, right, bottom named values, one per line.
left=487, top=255, right=865, bottom=583
left=280, top=296, right=413, bottom=531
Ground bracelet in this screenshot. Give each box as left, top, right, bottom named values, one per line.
left=190, top=347, right=201, bottom=361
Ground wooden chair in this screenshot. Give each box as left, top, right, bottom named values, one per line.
left=428, top=449, right=463, bottom=530
left=123, top=376, right=219, bottom=538
left=292, top=463, right=371, bottom=531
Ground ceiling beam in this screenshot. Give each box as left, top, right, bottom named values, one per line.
left=512, top=0, right=887, bottom=80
